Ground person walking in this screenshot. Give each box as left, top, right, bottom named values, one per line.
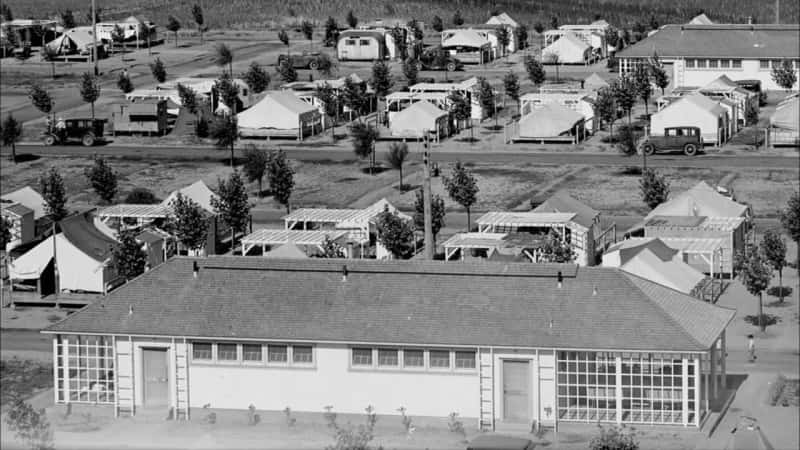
left=747, top=334, right=756, bottom=362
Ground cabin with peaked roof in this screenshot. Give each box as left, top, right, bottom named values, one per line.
left=42, top=257, right=735, bottom=430
left=650, top=93, right=730, bottom=144
left=441, top=29, right=493, bottom=64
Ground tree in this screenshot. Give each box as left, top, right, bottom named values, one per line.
left=649, top=15, right=659, bottom=30
left=4, top=399, right=54, bottom=450
left=595, top=87, right=617, bottom=139
left=39, top=167, right=68, bottom=221
left=113, top=230, right=147, bottom=280
left=166, top=16, right=181, bottom=47
left=177, top=83, right=198, bottom=114
left=60, top=9, right=76, bottom=29
left=341, top=77, right=368, bottom=119
left=110, top=25, right=125, bottom=57
left=242, top=145, right=269, bottom=196
left=389, top=26, right=407, bottom=60
left=316, top=82, right=340, bottom=134
left=346, top=10, right=358, bottom=28
left=545, top=51, right=560, bottom=82
left=278, top=29, right=290, bottom=54
left=125, top=188, right=158, bottom=204
left=212, top=171, right=251, bottom=252
left=1, top=114, right=23, bottom=163
left=413, top=189, right=445, bottom=247
left=1, top=217, right=10, bottom=249
left=267, top=149, right=295, bottom=213
left=192, top=4, right=205, bottom=44
left=449, top=90, right=472, bottom=140
left=736, top=246, right=773, bottom=332
left=452, top=11, right=464, bottom=26
left=317, top=235, right=346, bottom=258
left=168, top=193, right=208, bottom=255
left=41, top=45, right=59, bottom=79
left=781, top=191, right=800, bottom=276
left=503, top=71, right=520, bottom=114
left=495, top=27, right=510, bottom=58
left=771, top=60, right=798, bottom=90
left=369, top=60, right=394, bottom=99
left=276, top=58, right=298, bottom=83
left=761, top=229, right=788, bottom=302
left=84, top=156, right=117, bottom=204
left=431, top=15, right=444, bottom=33
left=28, top=84, right=53, bottom=125
left=79, top=72, right=100, bottom=120
left=590, top=424, right=639, bottom=450
left=550, top=16, right=559, bottom=30
left=515, top=25, right=529, bottom=50
left=86, top=7, right=102, bottom=23
left=533, top=22, right=544, bottom=34
left=150, top=57, right=167, bottom=82
left=525, top=55, right=545, bottom=86
left=386, top=142, right=409, bottom=190
left=215, top=43, right=234, bottom=75
left=375, top=209, right=415, bottom=259
left=215, top=72, right=241, bottom=114
left=605, top=27, right=619, bottom=49
left=316, top=52, right=336, bottom=77
left=407, top=19, right=423, bottom=41
left=301, top=20, right=314, bottom=48
left=243, top=62, right=270, bottom=93
left=324, top=16, right=340, bottom=47
left=632, top=22, right=646, bottom=41
left=633, top=63, right=652, bottom=115
left=651, top=63, right=669, bottom=95
left=210, top=115, right=239, bottom=168
left=0, top=3, right=11, bottom=21
left=117, top=71, right=133, bottom=93
left=443, top=162, right=479, bottom=230
left=538, top=231, right=576, bottom=263
left=431, top=47, right=453, bottom=81
left=402, top=57, right=418, bottom=87
left=640, top=168, right=670, bottom=209
left=350, top=122, right=379, bottom=174
left=612, top=74, right=637, bottom=124
left=477, top=77, right=495, bottom=125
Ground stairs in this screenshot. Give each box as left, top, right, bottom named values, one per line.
left=115, top=336, right=135, bottom=417
left=174, top=338, right=190, bottom=420
left=478, top=347, right=495, bottom=431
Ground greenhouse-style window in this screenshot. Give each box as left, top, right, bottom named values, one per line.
left=55, top=335, right=115, bottom=404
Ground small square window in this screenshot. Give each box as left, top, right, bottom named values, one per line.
left=352, top=348, right=373, bottom=366
left=455, top=351, right=476, bottom=369
left=696, top=59, right=707, bottom=68
left=732, top=59, right=742, bottom=69
left=192, top=342, right=212, bottom=360
left=708, top=59, right=718, bottom=68
left=719, top=60, right=730, bottom=69
left=293, top=346, right=313, bottom=364
left=760, top=59, right=770, bottom=69
left=429, top=350, right=451, bottom=368
left=378, top=349, right=399, bottom=366
left=243, top=344, right=262, bottom=362
left=685, top=59, right=695, bottom=68
left=359, top=39, right=370, bottom=46
left=268, top=345, right=288, bottom=363
left=217, top=343, right=238, bottom=361
left=404, top=349, right=424, bottom=367
left=772, top=60, right=782, bottom=69
left=345, top=39, right=356, bottom=45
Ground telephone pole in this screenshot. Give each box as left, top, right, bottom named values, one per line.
left=92, top=0, right=99, bottom=75
left=776, top=0, right=780, bottom=23
left=422, top=133, right=434, bottom=260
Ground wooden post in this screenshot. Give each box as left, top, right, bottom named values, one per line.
left=423, top=133, right=434, bottom=260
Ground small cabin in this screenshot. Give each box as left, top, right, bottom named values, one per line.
left=111, top=99, right=168, bottom=136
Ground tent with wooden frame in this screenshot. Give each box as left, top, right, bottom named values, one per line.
left=237, top=91, right=322, bottom=139
left=541, top=32, right=591, bottom=64
left=515, top=103, right=587, bottom=143
left=389, top=100, right=450, bottom=141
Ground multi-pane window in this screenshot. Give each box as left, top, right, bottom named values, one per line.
left=455, top=351, right=476, bottom=369
left=378, top=349, right=399, bottom=367
left=429, top=350, right=451, bottom=369
left=242, top=344, right=262, bottom=362
left=403, top=350, right=424, bottom=367
left=620, top=353, right=684, bottom=424
left=345, top=39, right=356, bottom=45
left=685, top=59, right=695, bottom=68
left=771, top=60, right=782, bottom=69
left=558, top=351, right=617, bottom=422
left=193, top=342, right=212, bottom=360
left=696, top=59, right=707, bottom=68
left=732, top=59, right=742, bottom=69
left=708, top=59, right=718, bottom=68
left=55, top=335, right=115, bottom=404
left=760, top=59, right=770, bottom=69
left=268, top=345, right=288, bottom=363
left=217, top=343, right=238, bottom=361
left=293, top=346, right=313, bottom=364
left=359, top=39, right=370, bottom=46
left=352, top=348, right=373, bottom=366
left=719, top=60, right=730, bottom=69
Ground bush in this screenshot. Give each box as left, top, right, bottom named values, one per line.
left=616, top=125, right=638, bottom=156
left=589, top=424, right=639, bottom=450
left=195, top=118, right=209, bottom=138
left=124, top=188, right=159, bottom=204
left=4, top=399, right=54, bottom=450
left=743, top=313, right=780, bottom=328
left=767, top=286, right=793, bottom=298
left=601, top=135, right=620, bottom=144
left=618, top=166, right=642, bottom=176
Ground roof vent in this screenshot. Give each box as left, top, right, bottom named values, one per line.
left=193, top=261, right=199, bottom=278
left=593, top=286, right=598, bottom=296
left=557, top=271, right=563, bottom=289
left=128, top=305, right=133, bottom=315
left=341, top=264, right=348, bottom=282
left=549, top=319, right=553, bottom=329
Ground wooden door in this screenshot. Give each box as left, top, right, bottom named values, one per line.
left=142, top=348, right=168, bottom=407
left=503, top=360, right=530, bottom=422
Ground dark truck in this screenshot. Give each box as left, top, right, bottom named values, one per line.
left=277, top=52, right=326, bottom=70
left=639, top=126, right=703, bottom=156
left=415, top=47, right=462, bottom=72
left=42, top=118, right=106, bottom=146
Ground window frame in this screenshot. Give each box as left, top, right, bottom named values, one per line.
left=267, top=344, right=289, bottom=364
left=454, top=350, right=477, bottom=370
left=377, top=348, right=400, bottom=367
left=216, top=343, right=239, bottom=363
left=352, top=348, right=374, bottom=367
left=292, top=345, right=314, bottom=365
left=403, top=349, right=425, bottom=369
left=428, top=349, right=452, bottom=370
left=192, top=342, right=213, bottom=362
left=242, top=343, right=263, bottom=363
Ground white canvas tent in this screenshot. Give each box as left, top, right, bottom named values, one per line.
left=45, top=27, right=99, bottom=56
left=688, top=14, right=714, bottom=25
left=542, top=32, right=590, bottom=64
left=389, top=100, right=449, bottom=141
left=650, top=94, right=728, bottom=144
left=237, top=92, right=322, bottom=139
left=486, top=13, right=519, bottom=28
left=1, top=186, right=46, bottom=220
left=161, top=180, right=217, bottom=214
left=517, top=104, right=585, bottom=140
left=615, top=247, right=706, bottom=295
left=769, top=97, right=799, bottom=146
left=584, top=73, right=609, bottom=92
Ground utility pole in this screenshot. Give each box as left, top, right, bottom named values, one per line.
left=422, top=133, right=434, bottom=260
left=92, top=0, right=99, bottom=76
left=776, top=0, right=780, bottom=23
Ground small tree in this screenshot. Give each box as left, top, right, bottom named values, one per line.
left=375, top=209, right=415, bottom=259
left=639, top=168, right=670, bottom=210
left=276, top=58, right=298, bottom=83
left=350, top=122, right=379, bottom=174
left=651, top=64, right=669, bottom=95
left=341, top=77, right=368, bottom=119
left=515, top=24, right=529, bottom=50
left=215, top=72, right=241, bottom=114
left=28, top=84, right=53, bottom=125
left=633, top=63, right=653, bottom=115
left=407, top=19, right=424, bottom=41
left=243, top=62, right=270, bottom=93
left=210, top=114, right=239, bottom=168
left=212, top=171, right=251, bottom=252
left=443, top=162, right=479, bottom=230
left=1, top=114, right=23, bottom=163
left=781, top=190, right=800, bottom=276
left=735, top=246, right=773, bottom=332
left=215, top=43, right=234, bottom=75
left=612, top=74, right=637, bottom=124
left=324, top=16, right=340, bottom=47
left=449, top=90, right=472, bottom=139
left=125, top=188, right=159, bottom=204
left=477, top=77, right=495, bottom=125
left=267, top=149, right=295, bottom=213
left=771, top=60, right=798, bottom=90
left=192, top=4, right=205, bottom=44
left=369, top=60, right=394, bottom=99
left=649, top=15, right=659, bottom=31
left=113, top=230, right=147, bottom=280
left=4, top=399, right=54, bottom=450
left=168, top=193, right=208, bottom=254
left=545, top=51, right=560, bottom=82
left=41, top=45, right=59, bottom=79
left=605, top=27, right=619, bottom=49
left=110, top=24, right=125, bottom=57
left=524, top=55, right=546, bottom=86
left=452, top=10, right=464, bottom=26
left=386, top=142, right=409, bottom=190
left=589, top=424, right=639, bottom=450
left=278, top=29, right=290, bottom=54
left=318, top=235, right=346, bottom=258
left=431, top=15, right=444, bottom=33
left=79, top=72, right=100, bottom=120
left=503, top=71, right=520, bottom=114
left=595, top=87, right=617, bottom=138
left=617, top=125, right=638, bottom=156
left=150, top=57, right=167, bottom=82
left=40, top=167, right=68, bottom=221
left=538, top=231, right=576, bottom=263
left=402, top=57, right=419, bottom=87
left=389, top=26, right=408, bottom=60
left=84, top=156, right=118, bottom=204
left=761, top=229, right=787, bottom=302
left=550, top=16, right=559, bottom=30
left=117, top=71, right=134, bottom=93
left=413, top=190, right=446, bottom=247
left=346, top=10, right=358, bottom=28
left=316, top=82, right=340, bottom=135
left=301, top=20, right=314, bottom=48
left=1, top=217, right=10, bottom=249
left=61, top=9, right=76, bottom=29
left=177, top=83, right=198, bottom=114
left=242, top=145, right=270, bottom=196
left=316, top=52, right=336, bottom=77
left=533, top=22, right=544, bottom=34
left=166, top=15, right=181, bottom=47
left=495, top=27, right=510, bottom=58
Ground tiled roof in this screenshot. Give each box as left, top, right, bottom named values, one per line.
left=617, top=24, right=800, bottom=59
left=45, top=257, right=732, bottom=352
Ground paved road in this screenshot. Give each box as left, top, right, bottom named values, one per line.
left=6, top=143, right=799, bottom=169
left=1, top=329, right=51, bottom=353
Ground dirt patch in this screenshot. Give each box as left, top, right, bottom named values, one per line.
left=0, top=358, right=53, bottom=406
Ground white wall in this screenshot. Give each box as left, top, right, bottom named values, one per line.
left=491, top=349, right=556, bottom=425
left=676, top=59, right=799, bottom=91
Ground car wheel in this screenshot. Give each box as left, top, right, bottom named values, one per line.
left=642, top=143, right=656, bottom=155
left=684, top=143, right=697, bottom=156
left=82, top=133, right=96, bottom=147
left=309, top=61, right=319, bottom=70
left=446, top=62, right=456, bottom=72
left=43, top=135, right=56, bottom=146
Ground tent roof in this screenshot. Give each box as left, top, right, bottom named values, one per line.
left=237, top=92, right=318, bottom=129
left=518, top=103, right=585, bottom=137
left=486, top=13, right=519, bottom=28
left=543, top=32, right=590, bottom=53
left=703, top=74, right=739, bottom=90
left=264, top=243, right=310, bottom=259
left=688, top=14, right=714, bottom=25
left=59, top=212, right=118, bottom=262
left=1, top=186, right=46, bottom=220
left=621, top=249, right=706, bottom=295
left=393, top=100, right=447, bottom=121
left=477, top=211, right=577, bottom=228
left=442, top=29, right=491, bottom=48
left=584, top=73, right=610, bottom=89
left=161, top=180, right=217, bottom=214
left=64, top=27, right=96, bottom=48
left=619, top=237, right=726, bottom=255
left=771, top=97, right=799, bottom=131
left=242, top=229, right=347, bottom=246
left=606, top=237, right=680, bottom=265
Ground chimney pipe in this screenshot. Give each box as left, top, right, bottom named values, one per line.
left=593, top=286, right=598, bottom=296
left=128, top=305, right=133, bottom=315
left=557, top=271, right=563, bottom=289
left=193, top=261, right=199, bottom=278
left=341, top=265, right=348, bottom=282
